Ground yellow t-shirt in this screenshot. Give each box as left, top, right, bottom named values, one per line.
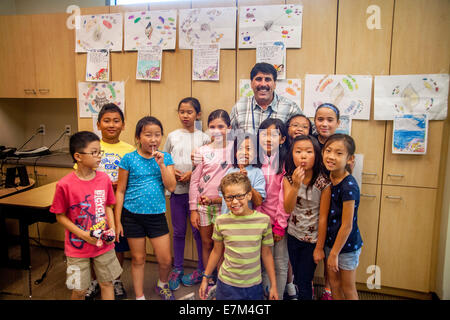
left=74, top=140, right=135, bottom=183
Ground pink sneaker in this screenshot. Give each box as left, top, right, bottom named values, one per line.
left=321, top=290, right=333, bottom=300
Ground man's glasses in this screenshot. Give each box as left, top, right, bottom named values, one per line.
left=224, top=192, right=249, bottom=202
left=78, top=150, right=104, bottom=157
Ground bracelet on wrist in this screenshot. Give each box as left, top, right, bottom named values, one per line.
left=202, top=274, right=214, bottom=279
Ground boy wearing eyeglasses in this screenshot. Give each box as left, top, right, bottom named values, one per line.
left=50, top=131, right=122, bottom=300
left=199, top=172, right=278, bottom=300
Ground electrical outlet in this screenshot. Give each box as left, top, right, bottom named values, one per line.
left=65, top=125, right=71, bottom=136
left=39, top=124, right=45, bottom=135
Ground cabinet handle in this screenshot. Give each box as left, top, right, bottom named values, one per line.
left=385, top=195, right=402, bottom=200
left=38, top=89, right=50, bottom=93
left=387, top=174, right=404, bottom=178
left=361, top=193, right=376, bottom=198
left=362, top=172, right=377, bottom=176
left=24, top=89, right=36, bottom=94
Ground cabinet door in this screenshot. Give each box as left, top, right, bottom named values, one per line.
left=376, top=185, right=436, bottom=292
left=0, top=15, right=36, bottom=98
left=31, top=13, right=76, bottom=98
left=356, top=184, right=381, bottom=284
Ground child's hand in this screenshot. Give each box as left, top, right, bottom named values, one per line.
left=153, top=151, right=165, bottom=167
left=199, top=278, right=208, bottom=300
left=103, top=229, right=116, bottom=245
left=81, top=231, right=100, bottom=246
left=273, top=233, right=283, bottom=242
left=327, top=252, right=339, bottom=273
left=268, top=286, right=279, bottom=300
left=115, top=223, right=124, bottom=242
left=178, top=171, right=192, bottom=183
left=199, top=195, right=212, bottom=206
left=191, top=148, right=202, bottom=165
left=174, top=169, right=183, bottom=181
left=191, top=210, right=200, bottom=230
left=313, top=247, right=325, bottom=264
left=291, top=166, right=305, bottom=188
left=238, top=165, right=248, bottom=176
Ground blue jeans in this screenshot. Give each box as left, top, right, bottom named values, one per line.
left=261, top=235, right=289, bottom=300
left=287, top=234, right=317, bottom=300
left=216, top=279, right=264, bottom=300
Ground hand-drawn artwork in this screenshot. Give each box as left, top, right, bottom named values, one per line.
left=86, top=49, right=110, bottom=82
left=136, top=47, right=162, bottom=81
left=304, top=74, right=372, bottom=120
left=193, top=43, right=220, bottom=81
left=124, top=10, right=177, bottom=51
left=78, top=82, right=125, bottom=118
left=76, top=13, right=123, bottom=52
left=335, top=115, right=352, bottom=135
left=239, top=78, right=301, bottom=107
left=179, top=7, right=236, bottom=49
left=374, top=74, right=449, bottom=120
left=353, top=154, right=363, bottom=189
left=392, top=114, right=428, bottom=155
left=256, top=41, right=286, bottom=80
left=239, top=4, right=303, bottom=49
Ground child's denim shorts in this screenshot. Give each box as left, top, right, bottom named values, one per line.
left=324, top=247, right=361, bottom=271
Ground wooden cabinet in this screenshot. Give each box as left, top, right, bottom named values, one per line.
left=376, top=185, right=436, bottom=292
left=0, top=13, right=75, bottom=98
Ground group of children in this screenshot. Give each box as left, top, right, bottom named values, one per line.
left=50, top=98, right=362, bottom=301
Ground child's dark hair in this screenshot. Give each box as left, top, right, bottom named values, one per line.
left=135, top=116, right=164, bottom=140
left=207, top=109, right=231, bottom=127
left=231, top=134, right=261, bottom=168
left=69, top=131, right=100, bottom=162
left=286, top=113, right=313, bottom=145
left=97, top=103, right=124, bottom=122
left=257, top=118, right=288, bottom=175
left=323, top=133, right=356, bottom=173
left=178, top=97, right=201, bottom=114
left=250, top=62, right=278, bottom=82
left=220, top=172, right=252, bottom=195
left=285, top=135, right=322, bottom=193
left=315, top=103, right=340, bottom=121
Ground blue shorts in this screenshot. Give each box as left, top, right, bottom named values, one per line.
left=216, top=279, right=264, bottom=300
left=114, top=235, right=130, bottom=253
left=324, top=247, right=361, bottom=271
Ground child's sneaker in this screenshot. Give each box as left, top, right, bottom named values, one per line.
left=169, top=268, right=184, bottom=291
left=85, top=280, right=100, bottom=300
left=155, top=283, right=175, bottom=300
left=206, top=284, right=217, bottom=300
left=113, top=279, right=127, bottom=300
left=181, top=268, right=203, bottom=286
left=321, top=288, right=333, bottom=300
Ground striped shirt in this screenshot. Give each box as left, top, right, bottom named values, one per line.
left=230, top=93, right=302, bottom=134
left=212, top=210, right=273, bottom=288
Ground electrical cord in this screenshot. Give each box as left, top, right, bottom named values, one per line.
left=17, top=128, right=43, bottom=152
left=31, top=224, right=51, bottom=285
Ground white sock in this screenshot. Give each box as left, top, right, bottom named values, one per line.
left=286, top=282, right=296, bottom=295
left=158, top=279, right=168, bottom=288
left=136, top=295, right=145, bottom=300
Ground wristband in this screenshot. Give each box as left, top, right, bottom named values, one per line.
left=202, top=274, right=214, bottom=279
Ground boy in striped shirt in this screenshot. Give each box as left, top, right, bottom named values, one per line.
left=199, top=172, right=278, bottom=300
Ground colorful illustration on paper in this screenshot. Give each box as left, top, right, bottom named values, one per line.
left=304, top=74, right=372, bottom=120
left=136, top=47, right=162, bottom=81
left=78, top=82, right=125, bottom=118
left=256, top=41, right=286, bottom=80
left=76, top=13, right=123, bottom=52
left=374, top=74, right=449, bottom=120
left=124, top=10, right=177, bottom=51
left=335, top=115, right=352, bottom=135
left=239, top=79, right=301, bottom=108
left=86, top=49, right=109, bottom=82
left=179, top=7, right=236, bottom=49
left=193, top=44, right=220, bottom=81
left=392, top=114, right=428, bottom=155
left=239, top=5, right=303, bottom=49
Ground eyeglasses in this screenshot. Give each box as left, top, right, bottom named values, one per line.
left=224, top=192, right=249, bottom=202
left=289, top=124, right=310, bottom=130
left=78, top=150, right=104, bottom=157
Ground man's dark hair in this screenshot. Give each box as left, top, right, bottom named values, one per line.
left=250, top=62, right=277, bottom=82
left=69, top=131, right=100, bottom=162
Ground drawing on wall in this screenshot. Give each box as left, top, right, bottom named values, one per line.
left=124, top=10, right=177, bottom=51
left=179, top=7, right=236, bottom=49
left=78, top=81, right=125, bottom=118
left=303, top=74, right=373, bottom=120
left=374, top=74, right=449, bottom=120
left=136, top=47, right=162, bottom=81
left=353, top=154, right=363, bottom=190
left=193, top=43, right=220, bottom=81
left=86, top=49, right=110, bottom=82
left=335, top=115, right=352, bottom=135
left=392, top=114, right=428, bottom=155
left=76, top=13, right=123, bottom=52
left=239, top=4, right=303, bottom=49
left=256, top=41, right=286, bottom=80
left=239, top=79, right=301, bottom=108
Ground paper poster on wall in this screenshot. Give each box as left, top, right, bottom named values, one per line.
left=78, top=81, right=125, bottom=118
left=353, top=154, right=363, bottom=190
left=335, top=115, right=352, bottom=135
left=392, top=114, right=428, bottom=155
left=179, top=7, right=236, bottom=49
left=303, top=74, right=372, bottom=120
left=239, top=4, right=303, bottom=49
left=239, top=79, right=302, bottom=107
left=124, top=10, right=177, bottom=51
left=76, top=13, right=123, bottom=52
left=256, top=41, right=286, bottom=80
left=86, top=49, right=110, bottom=82
left=136, top=47, right=162, bottom=81
left=193, top=43, right=220, bottom=81
left=92, top=116, right=102, bottom=138
left=374, top=74, right=449, bottom=120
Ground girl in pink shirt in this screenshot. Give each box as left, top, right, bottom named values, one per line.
left=256, top=118, right=290, bottom=300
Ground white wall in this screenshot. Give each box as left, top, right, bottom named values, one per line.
left=13, top=0, right=106, bottom=14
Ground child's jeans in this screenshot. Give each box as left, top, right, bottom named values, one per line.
left=261, top=234, right=289, bottom=300
left=216, top=279, right=264, bottom=300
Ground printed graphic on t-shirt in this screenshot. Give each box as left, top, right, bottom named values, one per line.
left=98, top=152, right=122, bottom=182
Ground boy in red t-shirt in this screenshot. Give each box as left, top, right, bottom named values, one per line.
left=50, top=131, right=122, bottom=300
